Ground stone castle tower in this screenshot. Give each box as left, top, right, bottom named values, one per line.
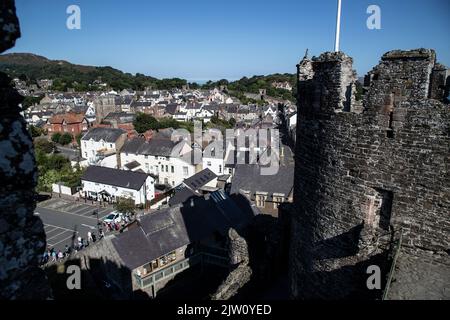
left=290, top=49, right=449, bottom=299
left=0, top=0, right=51, bottom=299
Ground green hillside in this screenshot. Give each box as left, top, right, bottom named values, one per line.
left=0, top=53, right=185, bottom=91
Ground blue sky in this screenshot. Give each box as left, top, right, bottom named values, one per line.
left=6, top=0, right=450, bottom=81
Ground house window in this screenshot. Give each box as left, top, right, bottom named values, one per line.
left=207, top=161, right=211, bottom=166
left=219, top=165, right=222, bottom=174
left=161, top=165, right=164, bottom=172
left=183, top=166, right=188, bottom=176
left=164, top=178, right=169, bottom=185
left=110, top=144, right=113, bottom=148
left=165, top=165, right=168, bottom=172
left=171, top=166, right=174, bottom=173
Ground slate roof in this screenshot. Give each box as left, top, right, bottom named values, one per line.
left=183, top=168, right=217, bottom=191
left=115, top=96, right=133, bottom=105
left=165, top=103, right=179, bottom=115
left=81, top=166, right=149, bottom=190
left=131, top=101, right=152, bottom=108
left=111, top=190, right=255, bottom=269
left=121, top=135, right=180, bottom=157
left=168, top=185, right=199, bottom=206
left=103, top=112, right=136, bottom=123
left=185, top=102, right=202, bottom=110
left=124, top=160, right=141, bottom=170
left=81, top=127, right=126, bottom=142
left=230, top=161, right=294, bottom=200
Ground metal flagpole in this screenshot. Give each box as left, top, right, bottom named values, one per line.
left=334, top=0, right=342, bottom=52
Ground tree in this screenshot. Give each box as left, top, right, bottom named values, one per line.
left=46, top=154, right=70, bottom=171
left=114, top=197, right=136, bottom=216
left=22, top=95, right=44, bottom=110
left=158, top=118, right=180, bottom=130
left=29, top=125, right=43, bottom=138
left=37, top=169, right=60, bottom=193
left=59, top=133, right=73, bottom=145
left=51, top=132, right=62, bottom=143
left=229, top=118, right=236, bottom=127
left=133, top=113, right=159, bottom=133
left=34, top=138, right=55, bottom=154
left=62, top=166, right=85, bottom=189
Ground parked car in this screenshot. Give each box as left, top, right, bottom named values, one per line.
left=102, top=211, right=123, bottom=224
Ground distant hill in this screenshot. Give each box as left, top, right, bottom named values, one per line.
left=202, top=74, right=297, bottom=103
left=0, top=53, right=297, bottom=101
left=0, top=53, right=185, bottom=91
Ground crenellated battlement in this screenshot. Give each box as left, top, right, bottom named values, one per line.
left=291, top=49, right=450, bottom=300
left=297, top=52, right=357, bottom=115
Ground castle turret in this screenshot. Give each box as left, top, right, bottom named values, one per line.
left=291, top=49, right=450, bottom=299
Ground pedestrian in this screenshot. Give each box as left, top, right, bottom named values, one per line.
left=42, top=251, right=48, bottom=264
left=92, top=233, right=97, bottom=243
left=87, top=231, right=93, bottom=242
left=51, top=250, right=56, bottom=262
left=57, top=251, right=64, bottom=261
left=99, top=229, right=104, bottom=239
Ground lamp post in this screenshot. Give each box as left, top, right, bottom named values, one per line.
left=93, top=209, right=101, bottom=236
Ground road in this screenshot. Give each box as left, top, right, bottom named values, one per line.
left=55, top=145, right=81, bottom=161
left=35, top=198, right=114, bottom=252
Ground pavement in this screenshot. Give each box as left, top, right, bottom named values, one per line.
left=34, top=197, right=114, bottom=252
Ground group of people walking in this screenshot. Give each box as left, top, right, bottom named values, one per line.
left=40, top=229, right=105, bottom=265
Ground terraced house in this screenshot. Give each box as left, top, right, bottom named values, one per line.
left=120, top=133, right=197, bottom=187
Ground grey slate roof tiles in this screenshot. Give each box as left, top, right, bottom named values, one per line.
left=81, top=127, right=126, bottom=142
left=81, top=166, right=149, bottom=190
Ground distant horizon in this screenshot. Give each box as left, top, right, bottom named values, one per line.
left=1, top=51, right=371, bottom=82
left=0, top=52, right=286, bottom=82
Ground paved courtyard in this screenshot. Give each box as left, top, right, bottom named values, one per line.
left=35, top=198, right=114, bottom=251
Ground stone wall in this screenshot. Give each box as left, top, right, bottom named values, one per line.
left=0, top=0, right=52, bottom=299
left=290, top=49, right=449, bottom=299
left=211, top=228, right=252, bottom=300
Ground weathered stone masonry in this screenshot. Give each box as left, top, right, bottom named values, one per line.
left=290, top=49, right=449, bottom=299
left=0, top=0, right=51, bottom=299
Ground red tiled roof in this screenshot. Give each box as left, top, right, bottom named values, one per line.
left=50, top=113, right=85, bottom=124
